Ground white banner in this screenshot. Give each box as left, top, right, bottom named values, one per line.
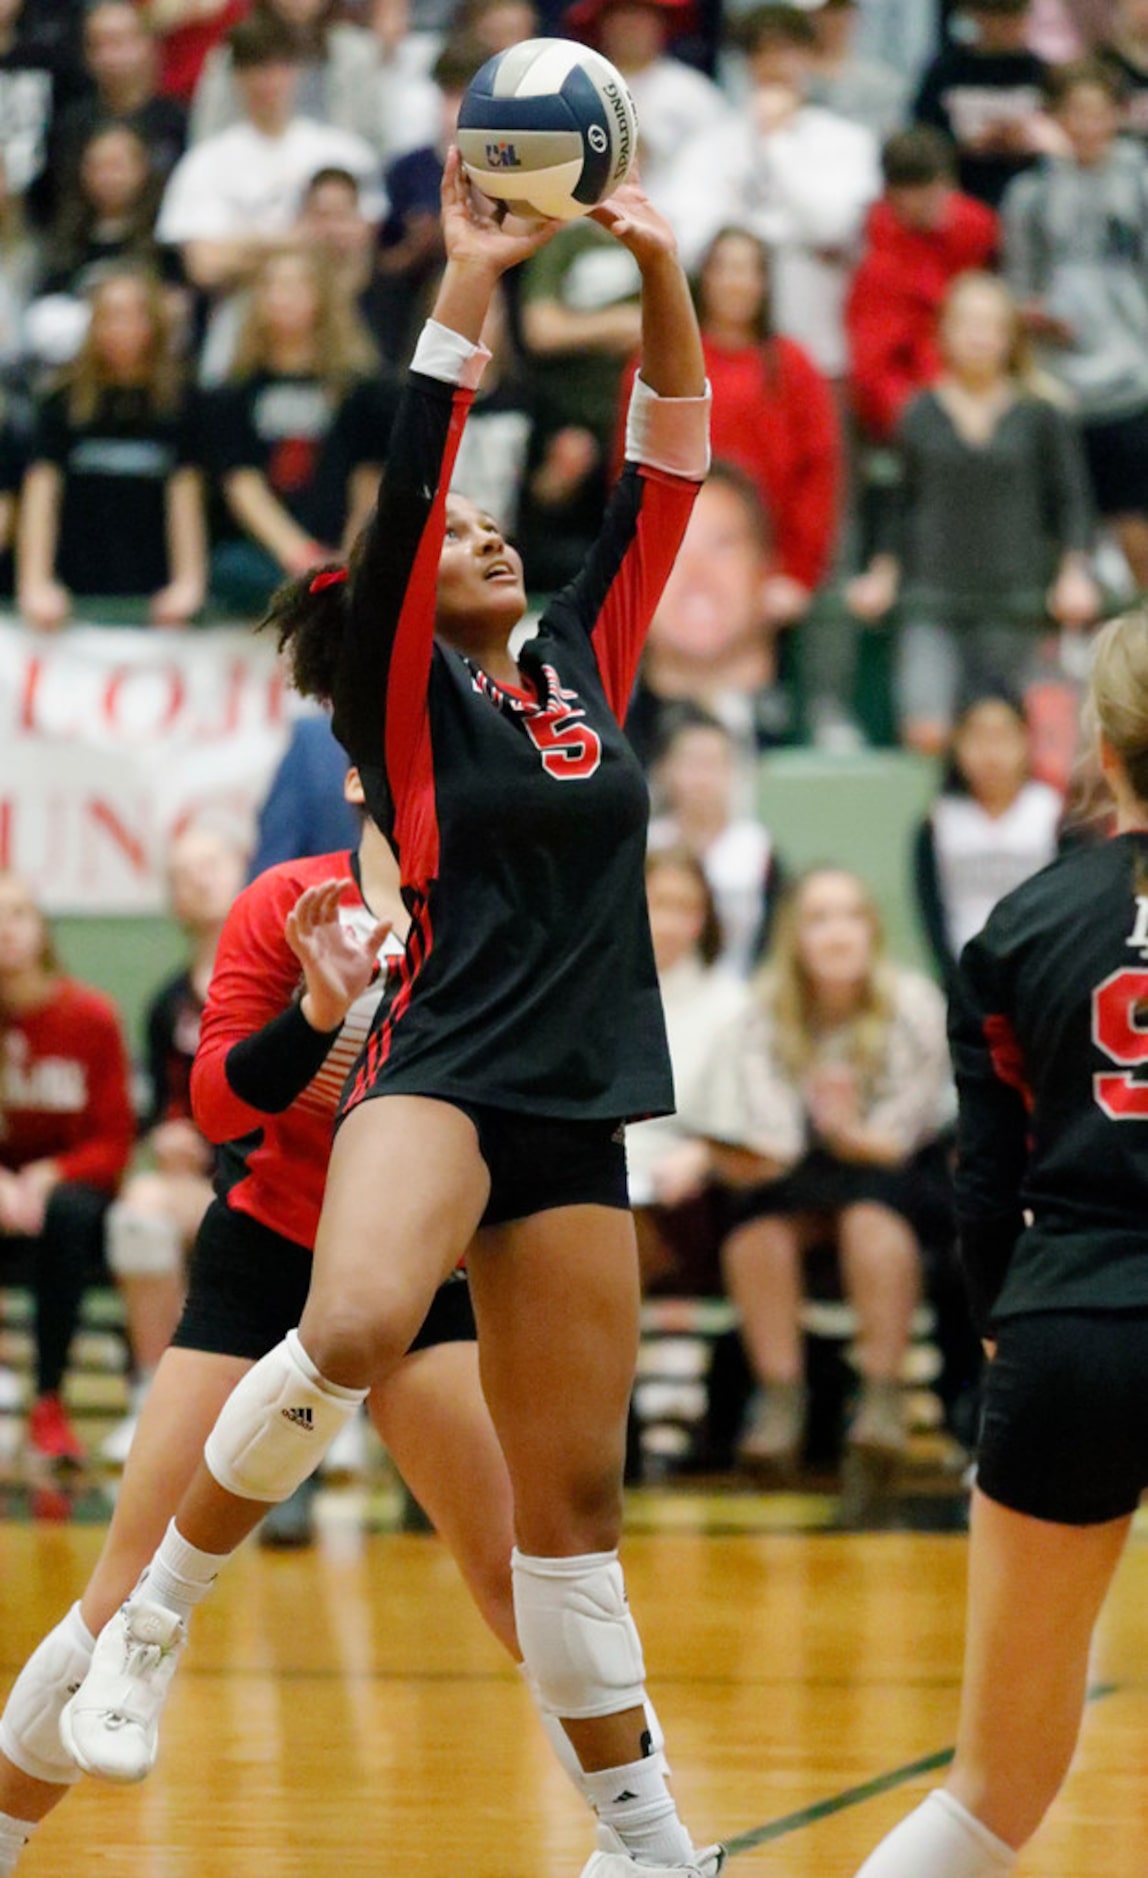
left=0, top=618, right=294, bottom=913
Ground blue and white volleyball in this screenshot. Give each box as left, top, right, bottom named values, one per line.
left=457, top=38, right=638, bottom=221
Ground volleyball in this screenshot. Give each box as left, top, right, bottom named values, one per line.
left=456, top=38, right=638, bottom=221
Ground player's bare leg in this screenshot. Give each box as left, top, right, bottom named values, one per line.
left=469, top=1206, right=722, bottom=1876
left=854, top=1490, right=1132, bottom=1874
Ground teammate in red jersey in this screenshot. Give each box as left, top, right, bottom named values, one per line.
left=854, top=608, right=1148, bottom=1877
left=0, top=870, right=135, bottom=1464
left=0, top=797, right=558, bottom=1878
left=65, top=156, right=719, bottom=1878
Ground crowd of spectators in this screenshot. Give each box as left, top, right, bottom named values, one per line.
left=0, top=0, right=1142, bottom=1499
left=0, top=0, right=1139, bottom=740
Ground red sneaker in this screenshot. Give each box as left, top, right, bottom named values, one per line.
left=28, top=1394, right=85, bottom=1465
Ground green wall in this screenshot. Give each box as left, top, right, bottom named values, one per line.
left=51, top=751, right=942, bottom=1053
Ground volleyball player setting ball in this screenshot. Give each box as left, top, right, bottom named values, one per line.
left=855, top=609, right=1148, bottom=1876
left=63, top=71, right=724, bottom=1878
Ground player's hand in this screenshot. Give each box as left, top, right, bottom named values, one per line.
left=286, top=879, right=394, bottom=1033
left=441, top=146, right=562, bottom=275
left=591, top=174, right=678, bottom=266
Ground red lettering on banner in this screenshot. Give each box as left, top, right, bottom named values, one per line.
left=19, top=656, right=42, bottom=733
left=86, top=799, right=151, bottom=879
left=103, top=666, right=186, bottom=738
left=0, top=799, right=10, bottom=866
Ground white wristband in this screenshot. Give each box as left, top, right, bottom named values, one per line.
left=411, top=318, right=492, bottom=390
left=624, top=375, right=711, bottom=478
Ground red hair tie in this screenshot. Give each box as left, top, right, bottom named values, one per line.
left=309, top=567, right=348, bottom=594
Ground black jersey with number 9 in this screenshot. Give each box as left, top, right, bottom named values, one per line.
left=951, top=830, right=1148, bottom=1327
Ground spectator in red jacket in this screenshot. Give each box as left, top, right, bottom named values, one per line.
left=619, top=225, right=841, bottom=634
left=846, top=126, right=1000, bottom=446
left=0, top=870, right=135, bottom=1466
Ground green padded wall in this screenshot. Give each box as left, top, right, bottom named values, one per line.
left=50, top=753, right=942, bottom=1053
left=759, top=750, right=939, bottom=972
left=54, top=916, right=186, bottom=1051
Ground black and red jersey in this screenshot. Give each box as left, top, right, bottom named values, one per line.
left=950, top=831, right=1148, bottom=1327
left=333, top=329, right=702, bottom=1125
left=190, top=852, right=402, bottom=1247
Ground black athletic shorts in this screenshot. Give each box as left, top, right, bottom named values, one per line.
left=451, top=1101, right=630, bottom=1228
left=977, top=1308, right=1148, bottom=1526
left=171, top=1198, right=475, bottom=1363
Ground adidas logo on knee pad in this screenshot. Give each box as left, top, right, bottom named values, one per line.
left=281, top=1407, right=315, bottom=1429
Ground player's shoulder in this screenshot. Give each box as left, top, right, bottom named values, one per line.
left=235, top=852, right=359, bottom=918
left=987, top=834, right=1133, bottom=945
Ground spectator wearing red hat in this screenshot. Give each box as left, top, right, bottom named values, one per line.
left=564, top=0, right=729, bottom=201
left=846, top=125, right=1000, bottom=445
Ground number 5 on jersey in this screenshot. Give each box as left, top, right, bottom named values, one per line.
left=525, top=692, right=603, bottom=780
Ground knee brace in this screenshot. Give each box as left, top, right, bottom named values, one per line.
left=0, top=1604, right=94, bottom=1785
left=105, top=1204, right=182, bottom=1279
left=512, top=1549, right=647, bottom=1721
left=204, top=1331, right=367, bottom=1504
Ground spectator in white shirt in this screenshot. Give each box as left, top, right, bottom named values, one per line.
left=564, top=0, right=731, bottom=203
left=648, top=709, right=786, bottom=976
left=157, top=12, right=381, bottom=300
left=662, top=3, right=881, bottom=377
left=190, top=0, right=438, bottom=163
left=628, top=846, right=748, bottom=1292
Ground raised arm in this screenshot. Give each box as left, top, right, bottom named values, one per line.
left=333, top=151, right=558, bottom=801
left=544, top=181, right=710, bottom=719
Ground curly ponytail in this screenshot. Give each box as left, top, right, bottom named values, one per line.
left=258, top=561, right=348, bottom=704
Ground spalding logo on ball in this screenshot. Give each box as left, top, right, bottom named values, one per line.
left=457, top=38, right=638, bottom=221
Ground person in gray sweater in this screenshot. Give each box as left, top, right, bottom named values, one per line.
left=847, top=270, right=1098, bottom=753
left=1003, top=58, right=1148, bottom=591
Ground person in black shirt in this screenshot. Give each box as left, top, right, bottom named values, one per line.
left=913, top=0, right=1051, bottom=209
left=56, top=1, right=186, bottom=190
left=207, top=244, right=395, bottom=615
left=17, top=264, right=204, bottom=627
left=853, top=607, right=1148, bottom=1875
left=0, top=0, right=89, bottom=227
left=66, top=154, right=722, bottom=1878
left=35, top=121, right=174, bottom=299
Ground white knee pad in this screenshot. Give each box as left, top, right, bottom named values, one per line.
left=0, top=1604, right=94, bottom=1785
left=512, top=1549, right=647, bottom=1721
left=204, top=1331, right=367, bottom=1504
left=105, top=1204, right=182, bottom=1278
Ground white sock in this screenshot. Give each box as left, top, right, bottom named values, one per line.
left=0, top=1816, right=35, bottom=1878
left=856, top=1790, right=1017, bottom=1877
left=583, top=1754, right=694, bottom=1867
left=138, top=1519, right=229, bottom=1623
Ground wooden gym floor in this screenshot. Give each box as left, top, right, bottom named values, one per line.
left=3, top=1497, right=1148, bottom=1875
